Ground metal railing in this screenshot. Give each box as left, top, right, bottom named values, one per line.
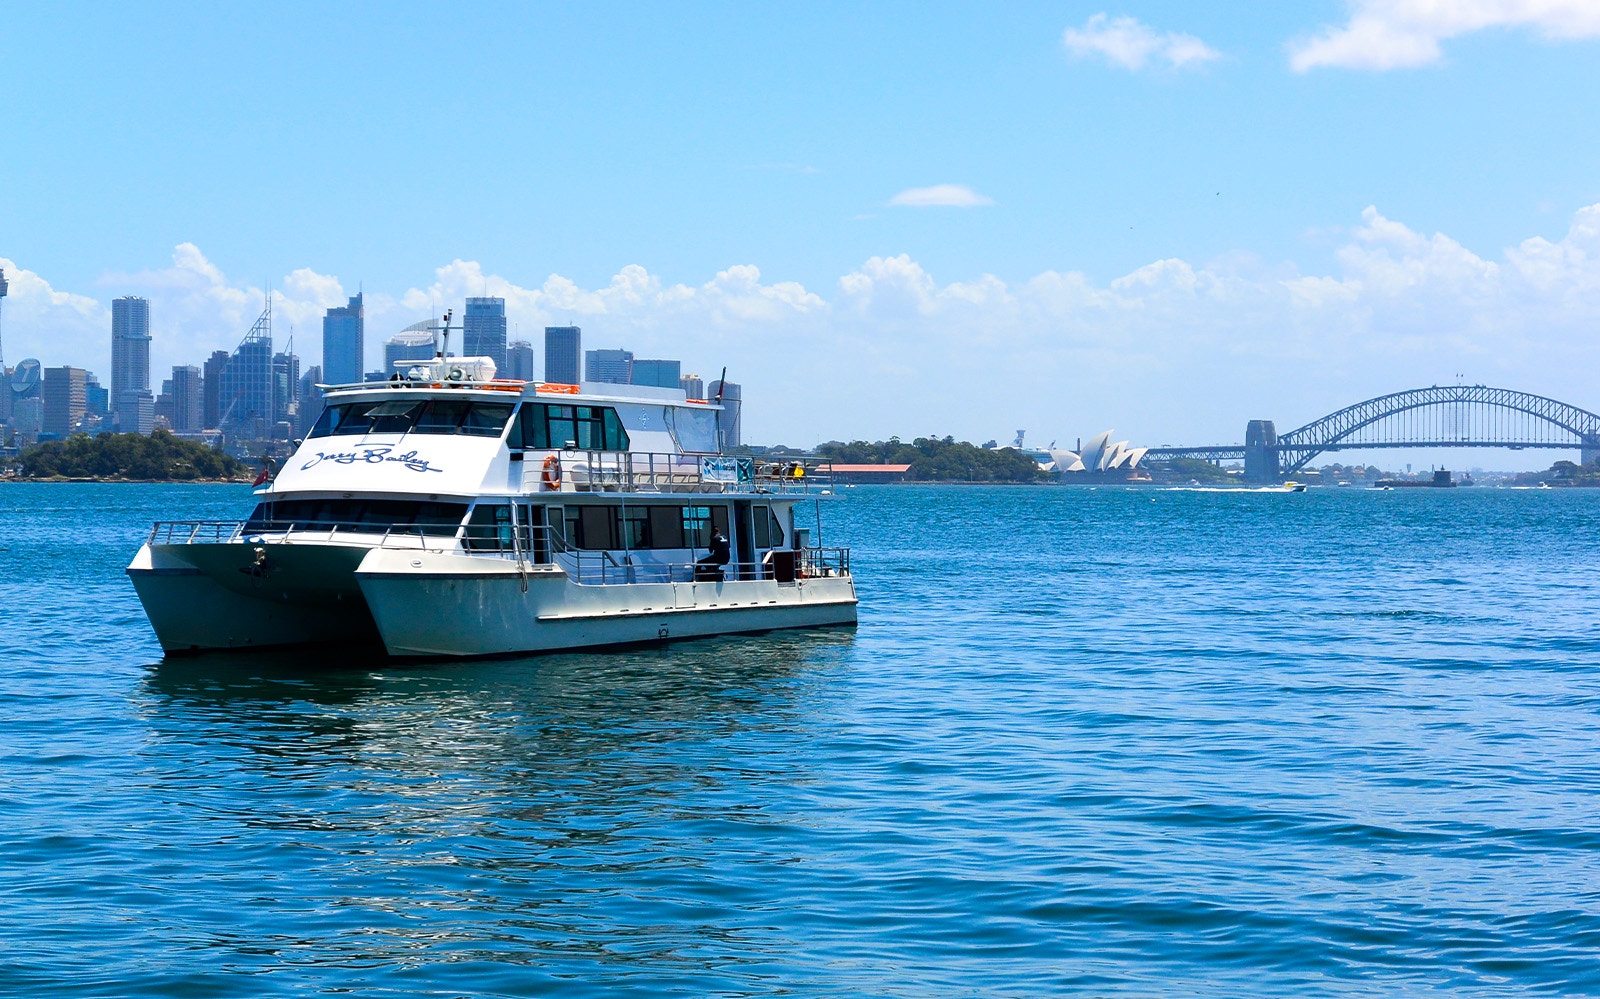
left=148, top=519, right=461, bottom=550
left=529, top=451, right=832, bottom=495
left=145, top=518, right=850, bottom=587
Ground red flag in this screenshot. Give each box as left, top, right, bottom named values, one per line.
left=253, top=464, right=272, bottom=486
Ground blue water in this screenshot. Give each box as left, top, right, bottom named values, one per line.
left=4, top=483, right=1600, bottom=996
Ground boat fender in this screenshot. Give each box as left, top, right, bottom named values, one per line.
left=541, top=454, right=562, bottom=490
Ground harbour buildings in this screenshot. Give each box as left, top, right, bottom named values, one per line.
left=463, top=297, right=506, bottom=369
left=505, top=340, right=535, bottom=381
left=679, top=373, right=705, bottom=400
left=585, top=348, right=633, bottom=384
left=321, top=293, right=364, bottom=386
left=110, top=297, right=151, bottom=429
left=42, top=366, right=87, bottom=437
left=154, top=365, right=203, bottom=433
left=630, top=358, right=681, bottom=389
left=384, top=323, right=438, bottom=376
left=544, top=326, right=581, bottom=385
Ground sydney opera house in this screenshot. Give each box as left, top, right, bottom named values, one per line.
left=1044, top=431, right=1148, bottom=478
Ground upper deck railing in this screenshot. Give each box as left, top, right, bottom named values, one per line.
left=145, top=519, right=850, bottom=586
left=535, top=452, right=830, bottom=495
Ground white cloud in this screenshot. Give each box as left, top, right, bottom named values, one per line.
left=889, top=184, right=995, bottom=208
left=8, top=202, right=1600, bottom=447
left=1290, top=0, right=1600, bottom=71
left=1062, top=13, right=1222, bottom=71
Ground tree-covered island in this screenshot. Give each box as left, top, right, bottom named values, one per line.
left=9, top=431, right=252, bottom=481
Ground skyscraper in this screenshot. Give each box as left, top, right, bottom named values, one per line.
left=272, top=351, right=300, bottom=431
left=202, top=350, right=230, bottom=429
left=220, top=300, right=274, bottom=437
left=110, top=297, right=151, bottom=426
left=709, top=379, right=741, bottom=450
left=505, top=340, right=536, bottom=381
left=166, top=365, right=204, bottom=432
left=630, top=358, right=681, bottom=389
left=544, top=326, right=581, bottom=385
left=679, top=373, right=705, bottom=399
left=463, top=297, right=507, bottom=368
left=385, top=324, right=438, bottom=375
left=585, top=348, right=633, bottom=384
left=298, top=365, right=325, bottom=436
left=322, top=293, right=364, bottom=386
left=42, top=366, right=87, bottom=437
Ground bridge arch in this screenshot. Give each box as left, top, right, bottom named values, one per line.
left=1274, top=385, right=1600, bottom=474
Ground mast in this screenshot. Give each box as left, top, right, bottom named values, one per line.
left=0, top=266, right=8, bottom=374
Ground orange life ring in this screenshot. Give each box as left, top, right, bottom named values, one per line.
left=541, top=454, right=562, bottom=489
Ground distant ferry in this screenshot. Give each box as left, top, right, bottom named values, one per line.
left=127, top=352, right=856, bottom=658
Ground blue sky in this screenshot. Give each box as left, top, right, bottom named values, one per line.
left=3, top=1, right=1600, bottom=456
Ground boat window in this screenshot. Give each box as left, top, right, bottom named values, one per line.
left=243, top=498, right=467, bottom=536
left=577, top=505, right=620, bottom=550
left=621, top=506, right=649, bottom=550
left=666, top=405, right=719, bottom=453
left=415, top=399, right=471, bottom=433
left=308, top=399, right=514, bottom=438
left=648, top=506, right=683, bottom=549
left=365, top=400, right=423, bottom=434
left=513, top=403, right=630, bottom=451
left=768, top=509, right=785, bottom=547
left=682, top=505, right=729, bottom=549
left=461, top=402, right=514, bottom=437
left=464, top=503, right=515, bottom=551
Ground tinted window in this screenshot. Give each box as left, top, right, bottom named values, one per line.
left=513, top=403, right=629, bottom=451
left=308, top=400, right=513, bottom=439
left=462, top=403, right=514, bottom=437
left=464, top=503, right=514, bottom=551
left=244, top=499, right=467, bottom=536
left=648, top=506, right=684, bottom=548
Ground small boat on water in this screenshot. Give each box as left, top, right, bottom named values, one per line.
left=127, top=353, right=857, bottom=659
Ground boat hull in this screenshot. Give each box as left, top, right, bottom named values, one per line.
left=355, top=548, right=859, bottom=658
left=127, top=541, right=381, bottom=653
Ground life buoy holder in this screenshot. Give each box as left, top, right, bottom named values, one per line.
left=541, top=454, right=562, bottom=490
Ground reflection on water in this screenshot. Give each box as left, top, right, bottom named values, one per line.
left=112, top=632, right=861, bottom=993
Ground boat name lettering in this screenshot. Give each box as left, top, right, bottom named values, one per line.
left=300, top=447, right=444, bottom=474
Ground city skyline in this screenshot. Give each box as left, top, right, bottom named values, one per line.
left=2, top=4, right=1599, bottom=454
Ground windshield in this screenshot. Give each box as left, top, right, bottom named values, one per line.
left=309, top=399, right=514, bottom=439
left=244, top=498, right=468, bottom=536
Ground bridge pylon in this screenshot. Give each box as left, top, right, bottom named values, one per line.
left=1583, top=433, right=1600, bottom=467
left=1244, top=420, right=1278, bottom=482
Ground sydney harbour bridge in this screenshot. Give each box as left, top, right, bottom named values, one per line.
left=1144, top=385, right=1600, bottom=482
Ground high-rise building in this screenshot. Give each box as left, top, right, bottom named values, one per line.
left=586, top=348, right=633, bottom=384
left=505, top=340, right=536, bottom=381
left=272, top=351, right=300, bottom=430
left=463, top=297, right=507, bottom=368
left=544, top=326, right=581, bottom=385
left=202, top=350, right=230, bottom=429
left=167, top=365, right=203, bottom=433
left=630, top=358, right=681, bottom=389
left=298, top=365, right=324, bottom=437
left=84, top=373, right=108, bottom=418
left=42, top=366, right=87, bottom=437
left=385, top=324, right=438, bottom=375
left=709, top=379, right=741, bottom=450
left=679, top=373, right=705, bottom=399
left=111, top=297, right=151, bottom=424
left=322, top=293, right=364, bottom=386
left=220, top=301, right=274, bottom=438
left=117, top=389, right=155, bottom=434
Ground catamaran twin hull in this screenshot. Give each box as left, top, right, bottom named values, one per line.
left=128, top=538, right=858, bottom=659
left=127, top=367, right=858, bottom=659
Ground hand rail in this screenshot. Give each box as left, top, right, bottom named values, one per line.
left=144, top=519, right=851, bottom=586
left=522, top=451, right=833, bottom=495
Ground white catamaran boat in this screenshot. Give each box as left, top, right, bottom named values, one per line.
left=127, top=352, right=856, bottom=659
